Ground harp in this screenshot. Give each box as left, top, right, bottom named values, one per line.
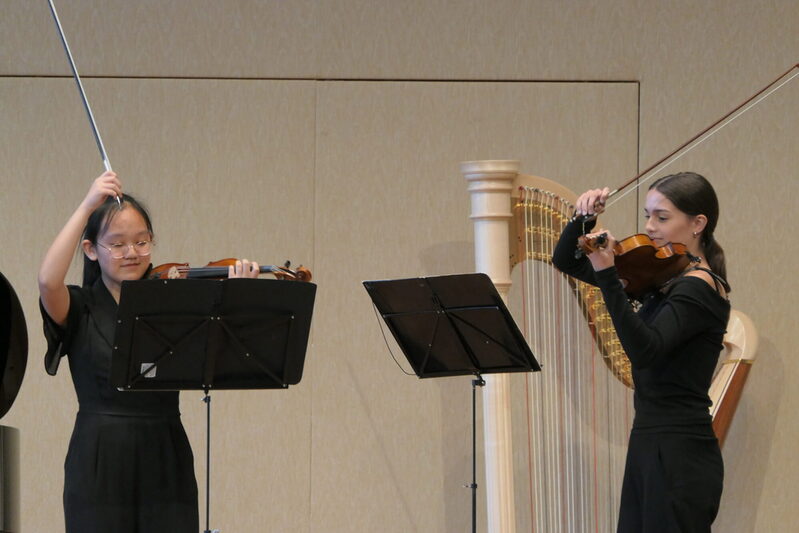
left=463, top=160, right=756, bottom=532
left=710, top=309, right=758, bottom=448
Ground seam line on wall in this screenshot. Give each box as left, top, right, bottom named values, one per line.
left=0, top=74, right=640, bottom=84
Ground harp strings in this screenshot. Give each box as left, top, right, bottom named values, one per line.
left=517, top=186, right=632, bottom=531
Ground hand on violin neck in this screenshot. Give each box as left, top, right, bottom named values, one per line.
left=228, top=259, right=260, bottom=279
left=584, top=229, right=617, bottom=271
left=574, top=187, right=610, bottom=217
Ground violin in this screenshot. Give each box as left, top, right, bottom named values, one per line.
left=148, top=258, right=312, bottom=282
left=577, top=233, right=694, bottom=299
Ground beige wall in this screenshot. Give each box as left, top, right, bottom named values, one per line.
left=1, top=1, right=797, bottom=531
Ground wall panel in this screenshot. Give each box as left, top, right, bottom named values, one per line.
left=0, top=77, right=316, bottom=532
left=312, top=81, right=637, bottom=532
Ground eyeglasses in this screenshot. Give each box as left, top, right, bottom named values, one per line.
left=96, top=241, right=153, bottom=259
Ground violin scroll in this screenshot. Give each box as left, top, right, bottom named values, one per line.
left=575, top=232, right=608, bottom=258
left=274, top=265, right=312, bottom=282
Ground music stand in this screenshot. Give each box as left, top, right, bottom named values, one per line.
left=362, top=273, right=539, bottom=533
left=111, top=278, right=316, bottom=533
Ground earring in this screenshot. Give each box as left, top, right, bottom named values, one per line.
left=692, top=231, right=698, bottom=238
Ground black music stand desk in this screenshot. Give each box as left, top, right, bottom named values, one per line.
left=111, top=277, right=316, bottom=533
left=363, top=273, right=539, bottom=533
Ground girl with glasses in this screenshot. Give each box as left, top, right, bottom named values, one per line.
left=37, top=171, right=259, bottom=533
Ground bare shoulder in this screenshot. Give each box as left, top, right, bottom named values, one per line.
left=684, top=269, right=715, bottom=286
left=684, top=269, right=726, bottom=297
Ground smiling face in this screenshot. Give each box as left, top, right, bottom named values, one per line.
left=83, top=206, right=152, bottom=296
left=644, top=188, right=707, bottom=253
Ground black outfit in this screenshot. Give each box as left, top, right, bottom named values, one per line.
left=41, top=279, right=198, bottom=533
left=552, top=218, right=730, bottom=533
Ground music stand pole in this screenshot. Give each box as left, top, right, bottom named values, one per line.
left=470, top=374, right=485, bottom=533
left=203, top=389, right=217, bottom=533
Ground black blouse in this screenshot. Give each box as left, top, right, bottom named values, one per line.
left=552, top=218, right=730, bottom=431
left=41, top=279, right=179, bottom=416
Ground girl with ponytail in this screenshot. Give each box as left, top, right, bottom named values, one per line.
left=552, top=172, right=731, bottom=532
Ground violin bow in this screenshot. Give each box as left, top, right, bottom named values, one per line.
left=47, top=0, right=121, bottom=208
left=596, top=63, right=799, bottom=213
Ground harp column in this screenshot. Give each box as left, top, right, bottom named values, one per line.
left=462, top=160, right=520, bottom=533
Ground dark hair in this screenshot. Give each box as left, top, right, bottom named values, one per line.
left=82, top=194, right=154, bottom=287
left=649, top=172, right=729, bottom=290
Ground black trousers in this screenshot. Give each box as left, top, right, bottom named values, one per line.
left=64, top=413, right=199, bottom=533
left=617, top=431, right=724, bottom=533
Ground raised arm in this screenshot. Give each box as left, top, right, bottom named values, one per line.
left=552, top=216, right=599, bottom=285
left=38, top=172, right=121, bottom=325
left=551, top=187, right=609, bottom=285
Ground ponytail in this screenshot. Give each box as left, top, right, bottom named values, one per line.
left=702, top=232, right=729, bottom=291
